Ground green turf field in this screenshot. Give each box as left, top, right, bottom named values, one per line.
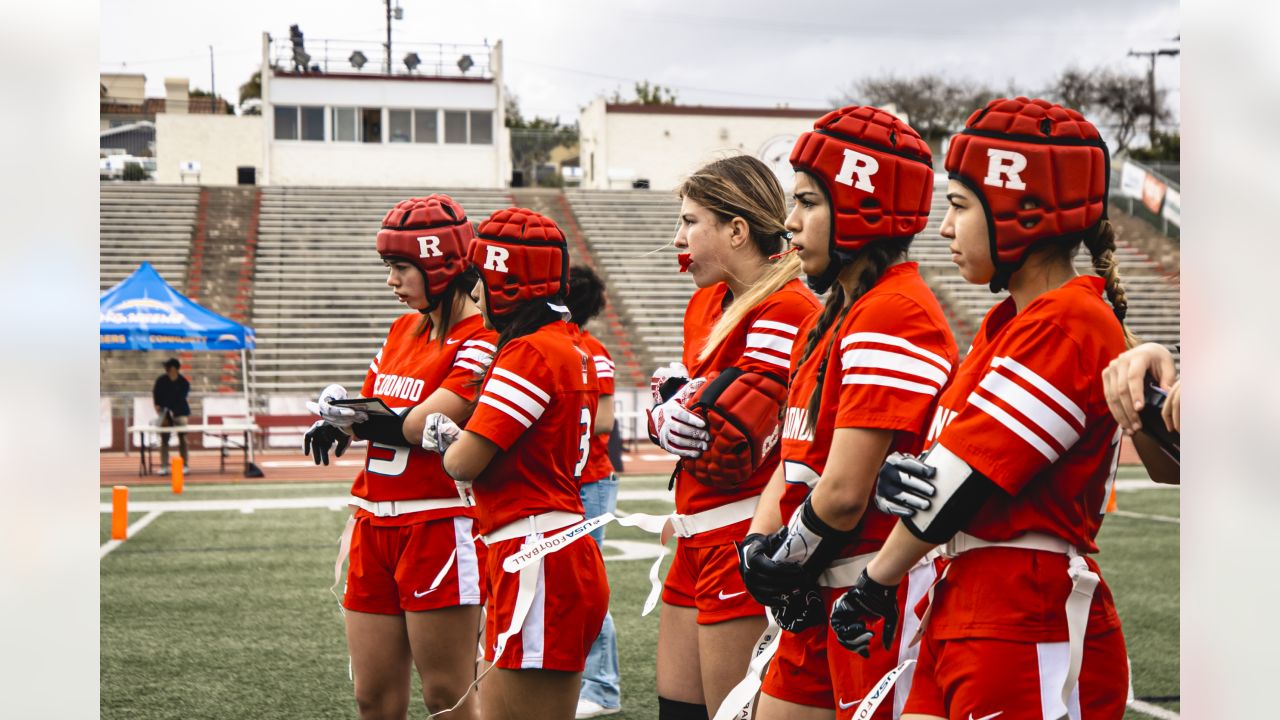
left=101, top=470, right=1179, bottom=719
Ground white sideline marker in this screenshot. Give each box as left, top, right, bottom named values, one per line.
left=1111, top=510, right=1179, bottom=524
left=99, top=510, right=164, bottom=559
left=1128, top=699, right=1179, bottom=719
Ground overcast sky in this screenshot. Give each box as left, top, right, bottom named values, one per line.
left=101, top=0, right=1180, bottom=122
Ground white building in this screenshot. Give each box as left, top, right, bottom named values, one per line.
left=578, top=99, right=834, bottom=191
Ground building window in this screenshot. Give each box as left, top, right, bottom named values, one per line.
left=332, top=107, right=356, bottom=142
left=470, top=111, right=493, bottom=145
left=274, top=105, right=298, bottom=140
left=444, top=110, right=468, bottom=144
left=414, top=109, right=438, bottom=143
left=361, top=108, right=382, bottom=143
left=300, top=106, right=324, bottom=141
left=388, top=109, right=412, bottom=143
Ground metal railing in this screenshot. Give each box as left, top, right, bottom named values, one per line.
left=270, top=37, right=492, bottom=79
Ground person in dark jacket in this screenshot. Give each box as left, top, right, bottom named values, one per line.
left=153, top=357, right=191, bottom=469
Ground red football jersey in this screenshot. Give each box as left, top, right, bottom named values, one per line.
left=676, top=278, right=820, bottom=547
left=776, top=263, right=958, bottom=556
left=926, top=275, right=1127, bottom=642
left=352, top=313, right=497, bottom=526
left=464, top=320, right=599, bottom=536
left=575, top=328, right=616, bottom=484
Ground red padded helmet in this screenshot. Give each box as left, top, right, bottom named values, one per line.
left=375, top=194, right=475, bottom=301
left=469, top=207, right=569, bottom=320
left=944, top=97, right=1110, bottom=291
left=789, top=106, right=934, bottom=253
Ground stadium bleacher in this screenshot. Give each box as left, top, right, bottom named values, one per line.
left=99, top=184, right=200, bottom=292
left=250, top=186, right=514, bottom=395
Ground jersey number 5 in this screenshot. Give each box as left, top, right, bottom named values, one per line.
left=573, top=407, right=592, bottom=478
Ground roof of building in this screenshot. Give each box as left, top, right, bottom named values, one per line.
left=604, top=102, right=831, bottom=119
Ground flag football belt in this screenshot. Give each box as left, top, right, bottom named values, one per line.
left=347, top=495, right=469, bottom=518
left=939, top=531, right=1099, bottom=714
left=817, top=551, right=877, bottom=588
left=666, top=496, right=760, bottom=538
left=483, top=510, right=585, bottom=545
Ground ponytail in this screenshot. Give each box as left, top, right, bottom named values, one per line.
left=1083, top=221, right=1140, bottom=349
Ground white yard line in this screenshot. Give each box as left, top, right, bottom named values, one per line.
left=1112, top=510, right=1180, bottom=524
left=99, top=491, right=676, bottom=514
left=99, top=510, right=165, bottom=559
left=1115, top=479, right=1179, bottom=492
left=1128, top=699, right=1179, bottom=719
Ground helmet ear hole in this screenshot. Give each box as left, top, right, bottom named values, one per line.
left=860, top=198, right=881, bottom=209
left=1039, top=118, right=1053, bottom=136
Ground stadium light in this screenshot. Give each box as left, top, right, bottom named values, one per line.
left=457, top=54, right=474, bottom=74
left=404, top=52, right=421, bottom=72
left=349, top=50, right=367, bottom=70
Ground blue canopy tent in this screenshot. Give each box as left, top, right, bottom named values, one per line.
left=100, top=262, right=262, bottom=475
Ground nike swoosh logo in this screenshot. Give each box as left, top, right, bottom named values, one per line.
left=838, top=698, right=860, bottom=710
left=718, top=590, right=746, bottom=600
left=413, top=588, right=438, bottom=598
left=445, top=339, right=461, bottom=345
left=968, top=713, right=1003, bottom=720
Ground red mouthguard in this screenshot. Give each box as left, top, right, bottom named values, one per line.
left=677, top=252, right=692, bottom=272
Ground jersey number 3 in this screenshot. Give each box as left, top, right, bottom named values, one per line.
left=574, top=407, right=591, bottom=478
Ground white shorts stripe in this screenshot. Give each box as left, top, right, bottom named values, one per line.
left=492, top=367, right=551, bottom=402
left=453, top=516, right=482, bottom=605
left=840, top=332, right=952, bottom=372
left=1035, top=641, right=1082, bottom=720
left=968, top=392, right=1060, bottom=462
left=751, top=320, right=799, bottom=336
left=743, top=350, right=790, bottom=369
left=993, top=356, right=1085, bottom=425
left=478, top=395, right=534, bottom=428
left=841, top=348, right=949, bottom=387
left=463, top=339, right=498, bottom=352
left=455, top=360, right=486, bottom=374
left=520, top=555, right=548, bottom=668
left=484, top=379, right=547, bottom=420
left=841, top=373, right=940, bottom=396
left=746, top=333, right=794, bottom=354
left=979, top=370, right=1080, bottom=451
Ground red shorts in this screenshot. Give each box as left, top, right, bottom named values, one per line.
left=761, top=621, right=834, bottom=708
left=343, top=514, right=486, bottom=615
left=904, top=627, right=1129, bottom=719
left=827, top=558, right=941, bottom=720
left=661, top=539, right=765, bottom=625
left=483, top=531, right=610, bottom=672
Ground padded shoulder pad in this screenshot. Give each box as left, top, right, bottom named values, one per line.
left=684, top=368, right=788, bottom=489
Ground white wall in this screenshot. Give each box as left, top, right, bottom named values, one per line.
left=270, top=75, right=497, bottom=110
left=580, top=100, right=828, bottom=191
left=154, top=114, right=264, bottom=185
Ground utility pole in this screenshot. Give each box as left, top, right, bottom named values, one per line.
left=1128, top=46, right=1180, bottom=143
left=209, top=45, right=217, bottom=111
left=384, top=0, right=392, bottom=74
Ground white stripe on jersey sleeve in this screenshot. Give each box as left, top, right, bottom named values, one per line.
left=991, top=356, right=1085, bottom=425
left=967, top=392, right=1060, bottom=462
left=455, top=360, right=486, bottom=374
left=491, top=367, right=551, bottom=402
left=457, top=348, right=494, bottom=365
left=841, top=374, right=940, bottom=396
left=841, top=348, right=949, bottom=388
left=464, top=339, right=498, bottom=353
left=743, top=350, right=791, bottom=369
left=977, top=370, right=1081, bottom=451
left=746, top=332, right=794, bottom=354
left=478, top=395, right=534, bottom=428
left=484, top=379, right=548, bottom=421
left=839, top=332, right=952, bottom=373
left=751, top=320, right=800, bottom=336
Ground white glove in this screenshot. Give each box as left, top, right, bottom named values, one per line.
left=421, top=412, right=462, bottom=454
left=650, top=362, right=691, bottom=405
left=305, top=383, right=367, bottom=430
left=649, top=377, right=709, bottom=459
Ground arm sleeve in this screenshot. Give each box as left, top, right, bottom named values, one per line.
left=938, top=319, right=1092, bottom=495
left=737, top=292, right=817, bottom=377
left=441, top=331, right=498, bottom=401
left=593, top=344, right=615, bottom=396
left=464, top=338, right=555, bottom=451
left=152, top=377, right=163, bottom=406
left=834, top=293, right=957, bottom=433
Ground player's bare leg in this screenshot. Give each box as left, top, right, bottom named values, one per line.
left=346, top=610, right=412, bottom=720
left=656, top=603, right=704, bottom=704
left=754, top=693, right=835, bottom=720
left=406, top=605, right=482, bottom=718
left=481, top=668, right=581, bottom=720
left=697, top=614, right=768, bottom=714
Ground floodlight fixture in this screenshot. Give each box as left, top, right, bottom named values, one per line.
left=349, top=50, right=368, bottom=70
left=457, top=54, right=474, bottom=74
left=404, top=52, right=421, bottom=71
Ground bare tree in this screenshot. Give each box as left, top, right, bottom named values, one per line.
left=1048, top=67, right=1170, bottom=155
left=839, top=73, right=1000, bottom=142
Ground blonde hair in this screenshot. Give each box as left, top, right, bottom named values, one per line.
left=677, top=155, right=803, bottom=362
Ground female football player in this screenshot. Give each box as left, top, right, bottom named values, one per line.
left=418, top=208, right=610, bottom=720
left=304, top=195, right=495, bottom=720
left=740, top=106, right=957, bottom=720
left=830, top=98, right=1137, bottom=720
left=648, top=154, right=819, bottom=719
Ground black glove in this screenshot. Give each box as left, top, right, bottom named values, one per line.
left=737, top=532, right=809, bottom=607
left=303, top=421, right=350, bottom=466
left=773, top=582, right=827, bottom=633
left=874, top=452, right=937, bottom=518
left=829, top=569, right=900, bottom=657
